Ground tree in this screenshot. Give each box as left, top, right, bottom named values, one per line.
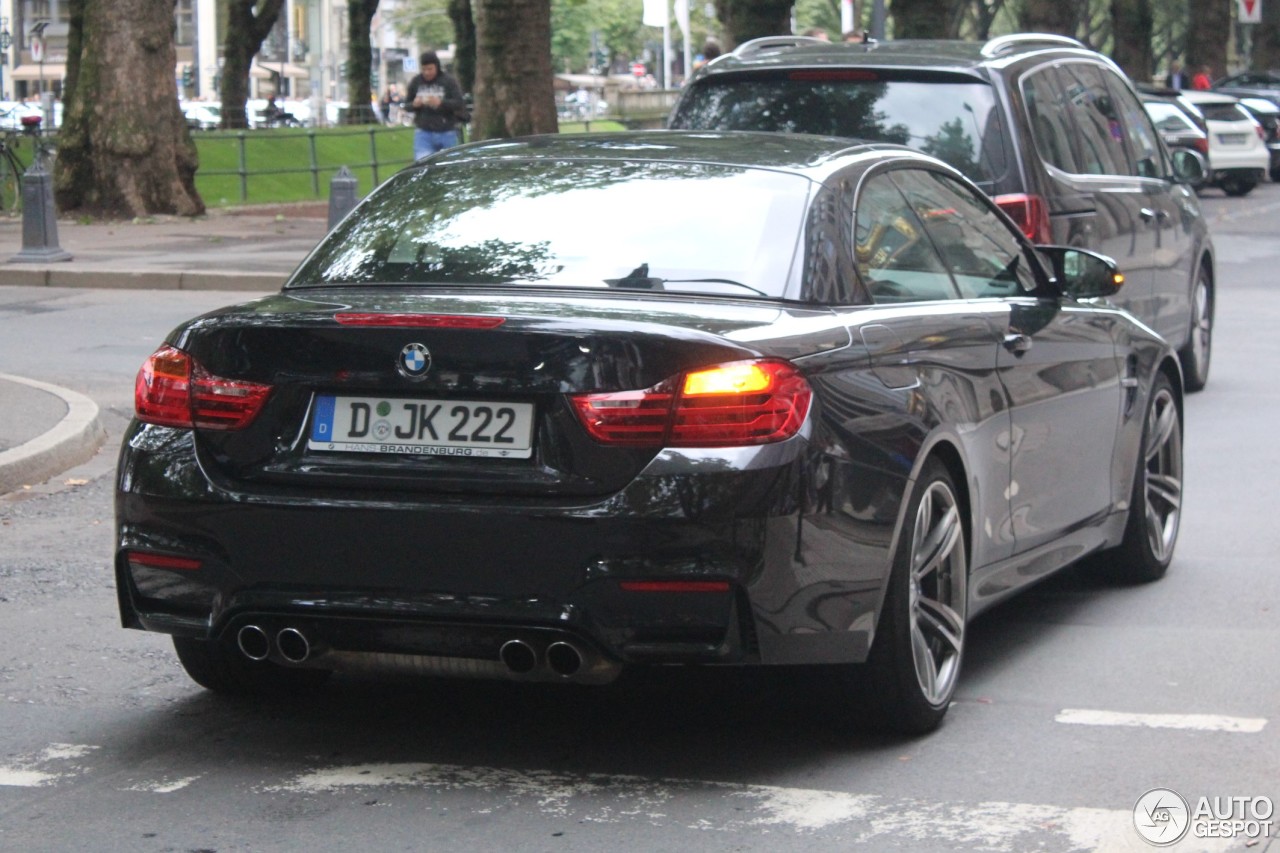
left=220, top=0, right=286, bottom=129
left=892, top=0, right=969, bottom=37
left=54, top=0, right=203, bottom=217
left=1253, top=0, right=1280, bottom=71
left=714, top=0, right=792, bottom=48
left=1185, top=0, right=1229, bottom=79
left=1019, top=0, right=1083, bottom=35
left=449, top=0, right=477, bottom=92
left=1111, top=0, right=1153, bottom=81
left=471, top=0, right=559, bottom=138
left=345, top=0, right=382, bottom=123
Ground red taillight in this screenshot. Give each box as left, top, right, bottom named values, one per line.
left=570, top=359, right=811, bottom=448
left=126, top=551, right=203, bottom=571
left=1194, top=137, right=1210, bottom=155
left=993, top=193, right=1051, bottom=244
left=1256, top=124, right=1267, bottom=141
left=619, top=580, right=731, bottom=593
left=134, top=345, right=272, bottom=430
left=334, top=313, right=505, bottom=329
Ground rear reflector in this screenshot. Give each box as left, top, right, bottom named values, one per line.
left=126, top=551, right=203, bottom=571
left=993, top=193, right=1051, bottom=244
left=571, top=359, right=811, bottom=447
left=619, top=581, right=731, bottom=593
left=334, top=313, right=505, bottom=329
left=135, top=345, right=272, bottom=430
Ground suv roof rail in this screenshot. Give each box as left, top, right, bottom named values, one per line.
left=981, top=33, right=1084, bottom=58
left=732, top=35, right=826, bottom=57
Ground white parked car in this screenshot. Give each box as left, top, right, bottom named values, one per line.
left=182, top=102, right=223, bottom=131
left=1181, top=90, right=1270, bottom=196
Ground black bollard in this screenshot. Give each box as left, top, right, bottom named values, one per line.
left=10, top=155, right=72, bottom=264
left=327, top=166, right=359, bottom=230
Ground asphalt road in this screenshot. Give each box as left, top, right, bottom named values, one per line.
left=1, top=186, right=1278, bottom=852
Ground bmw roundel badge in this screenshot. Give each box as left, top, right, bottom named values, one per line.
left=398, top=343, right=432, bottom=379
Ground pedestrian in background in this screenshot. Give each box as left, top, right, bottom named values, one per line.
left=380, top=84, right=404, bottom=126
left=1191, top=64, right=1213, bottom=91
left=1165, top=60, right=1186, bottom=90
left=406, top=51, right=467, bottom=160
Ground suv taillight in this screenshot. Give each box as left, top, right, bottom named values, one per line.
left=135, top=345, right=272, bottom=430
left=993, top=193, right=1051, bottom=244
left=570, top=359, right=811, bottom=447
left=1194, top=137, right=1210, bottom=155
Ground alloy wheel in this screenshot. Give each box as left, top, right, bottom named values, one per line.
left=1189, top=275, right=1212, bottom=384
left=1142, top=387, right=1182, bottom=564
left=907, top=480, right=967, bottom=706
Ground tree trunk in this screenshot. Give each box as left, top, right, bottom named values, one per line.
left=892, top=0, right=967, bottom=38
left=1111, top=0, right=1154, bottom=81
left=1185, top=0, right=1230, bottom=80
left=1019, top=0, right=1082, bottom=35
left=1254, top=0, right=1280, bottom=71
left=220, top=0, right=286, bottom=130
left=54, top=0, right=203, bottom=218
left=471, top=0, right=558, bottom=139
left=713, top=0, right=792, bottom=49
left=449, top=0, right=477, bottom=94
left=345, top=0, right=381, bottom=124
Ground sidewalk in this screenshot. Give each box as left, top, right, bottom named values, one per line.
left=0, top=202, right=330, bottom=292
left=0, top=203, right=329, bottom=494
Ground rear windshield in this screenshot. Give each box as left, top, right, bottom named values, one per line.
left=288, top=160, right=809, bottom=298
left=671, top=74, right=1009, bottom=189
left=1197, top=102, right=1252, bottom=123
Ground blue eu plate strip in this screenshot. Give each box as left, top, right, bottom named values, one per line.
left=310, top=395, right=336, bottom=442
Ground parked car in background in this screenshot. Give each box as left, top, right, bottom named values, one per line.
left=1179, top=90, right=1270, bottom=196
left=116, top=132, right=1185, bottom=735
left=1238, top=96, right=1280, bottom=181
left=669, top=33, right=1216, bottom=391
left=1213, top=70, right=1280, bottom=108
left=182, top=102, right=222, bottom=131
left=1140, top=92, right=1209, bottom=188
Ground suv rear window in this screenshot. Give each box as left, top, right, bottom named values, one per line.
left=671, top=73, right=1009, bottom=189
left=1198, top=103, right=1253, bottom=123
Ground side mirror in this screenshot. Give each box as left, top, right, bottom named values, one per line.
left=1171, top=148, right=1207, bottom=185
left=1037, top=245, right=1124, bottom=298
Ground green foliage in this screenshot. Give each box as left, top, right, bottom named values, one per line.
left=395, top=0, right=457, bottom=51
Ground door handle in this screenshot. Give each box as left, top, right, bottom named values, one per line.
left=1003, top=333, right=1033, bottom=355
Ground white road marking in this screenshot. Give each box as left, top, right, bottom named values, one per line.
left=266, top=762, right=1239, bottom=852
left=126, top=776, right=203, bottom=794
left=0, top=743, right=98, bottom=787
left=1055, top=709, right=1267, bottom=733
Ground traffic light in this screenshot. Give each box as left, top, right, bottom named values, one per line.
left=181, top=66, right=193, bottom=89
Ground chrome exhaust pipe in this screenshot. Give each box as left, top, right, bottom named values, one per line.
left=498, top=639, right=538, bottom=674
left=237, top=625, right=270, bottom=661
left=546, top=641, right=584, bottom=677
left=276, top=627, right=312, bottom=664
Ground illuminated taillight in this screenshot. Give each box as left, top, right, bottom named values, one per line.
left=570, top=359, right=811, bottom=447
left=126, top=551, right=203, bottom=571
left=993, top=193, right=1051, bottom=244
left=619, top=580, right=731, bottom=593
left=135, top=345, right=272, bottom=430
left=334, top=313, right=505, bottom=329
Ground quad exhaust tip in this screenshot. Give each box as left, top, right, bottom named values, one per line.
left=498, top=639, right=538, bottom=674
left=276, top=627, right=312, bottom=664
left=546, top=641, right=584, bottom=677
left=237, top=625, right=271, bottom=661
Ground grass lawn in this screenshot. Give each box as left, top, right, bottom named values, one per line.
left=192, top=121, right=631, bottom=208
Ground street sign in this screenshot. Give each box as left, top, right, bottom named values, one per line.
left=30, top=36, right=43, bottom=62
left=1240, top=0, right=1262, bottom=24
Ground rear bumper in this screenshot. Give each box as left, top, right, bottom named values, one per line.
left=116, top=423, right=898, bottom=673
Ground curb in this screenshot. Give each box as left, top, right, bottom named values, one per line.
left=2, top=267, right=284, bottom=292
left=0, top=373, right=108, bottom=495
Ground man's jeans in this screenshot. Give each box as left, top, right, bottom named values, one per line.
left=414, top=129, right=459, bottom=161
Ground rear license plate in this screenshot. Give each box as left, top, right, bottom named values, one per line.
left=1218, top=133, right=1248, bottom=145
left=308, top=395, right=535, bottom=458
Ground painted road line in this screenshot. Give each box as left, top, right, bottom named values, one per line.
left=1056, top=709, right=1267, bottom=733
left=264, top=762, right=1237, bottom=852
left=0, top=743, right=99, bottom=788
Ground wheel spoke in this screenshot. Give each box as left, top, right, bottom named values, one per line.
left=1146, top=400, right=1177, bottom=462
left=910, top=619, right=938, bottom=699
left=913, top=503, right=961, bottom=580
left=916, top=596, right=964, bottom=656
left=1147, top=473, right=1182, bottom=509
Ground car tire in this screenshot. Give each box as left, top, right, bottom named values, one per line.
left=1092, top=373, right=1182, bottom=584
left=1220, top=176, right=1257, bottom=196
left=172, top=636, right=331, bottom=695
left=862, top=458, right=967, bottom=735
left=1178, top=264, right=1212, bottom=392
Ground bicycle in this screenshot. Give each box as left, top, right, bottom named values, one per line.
left=0, top=112, right=48, bottom=215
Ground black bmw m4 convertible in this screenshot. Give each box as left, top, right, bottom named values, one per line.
left=116, top=132, right=1183, bottom=733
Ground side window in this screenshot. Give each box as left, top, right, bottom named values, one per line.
left=890, top=169, right=1041, bottom=299
left=1053, top=63, right=1133, bottom=176
left=1105, top=72, right=1167, bottom=178
left=854, top=174, right=958, bottom=303
left=1024, top=68, right=1080, bottom=173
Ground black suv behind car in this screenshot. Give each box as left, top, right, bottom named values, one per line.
left=670, top=33, right=1215, bottom=390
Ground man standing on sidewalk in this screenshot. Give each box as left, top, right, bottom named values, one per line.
left=406, top=51, right=468, bottom=160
